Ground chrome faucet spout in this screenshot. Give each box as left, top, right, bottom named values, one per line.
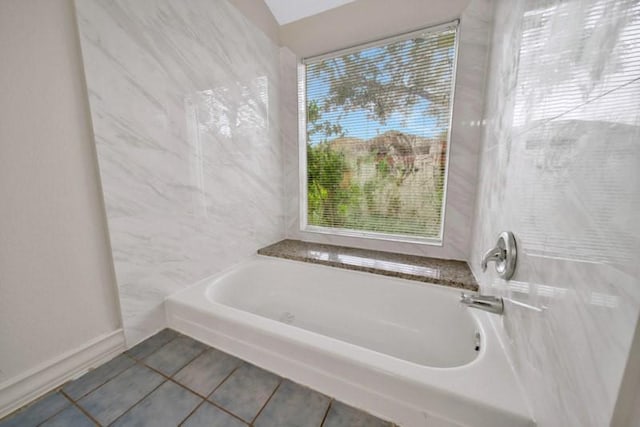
left=460, top=292, right=504, bottom=315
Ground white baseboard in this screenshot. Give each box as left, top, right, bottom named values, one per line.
left=0, top=329, right=126, bottom=418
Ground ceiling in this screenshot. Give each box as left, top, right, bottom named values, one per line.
left=263, top=0, right=356, bottom=25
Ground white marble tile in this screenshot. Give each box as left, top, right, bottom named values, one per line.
left=280, top=47, right=300, bottom=236
left=75, top=0, right=285, bottom=346
left=281, top=0, right=494, bottom=261
left=471, top=0, right=640, bottom=425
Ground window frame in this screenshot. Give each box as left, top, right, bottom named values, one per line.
left=297, top=20, right=460, bottom=246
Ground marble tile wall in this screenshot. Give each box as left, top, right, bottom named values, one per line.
left=75, top=0, right=285, bottom=346
left=471, top=0, right=640, bottom=425
left=281, top=0, right=494, bottom=261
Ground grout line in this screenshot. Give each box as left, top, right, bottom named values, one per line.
left=135, top=347, right=208, bottom=382
left=125, top=331, right=182, bottom=363
left=513, top=75, right=640, bottom=139
left=126, top=333, right=209, bottom=382
left=136, top=362, right=176, bottom=382
left=168, top=363, right=241, bottom=401
left=206, top=364, right=241, bottom=397
left=181, top=346, right=209, bottom=370
left=177, top=398, right=208, bottom=427
left=35, top=330, right=371, bottom=427
left=105, top=378, right=168, bottom=426
left=29, top=351, right=142, bottom=426
left=66, top=353, right=138, bottom=402
left=13, top=332, right=251, bottom=427
left=58, top=390, right=102, bottom=426
left=173, top=363, right=256, bottom=425
left=103, top=335, right=202, bottom=427
left=137, top=355, right=248, bottom=425
left=319, top=399, right=334, bottom=427
left=111, top=362, right=221, bottom=427
left=32, top=393, right=76, bottom=427
left=195, top=365, right=252, bottom=425
left=170, top=362, right=251, bottom=426
left=250, top=378, right=283, bottom=425
left=206, top=400, right=251, bottom=426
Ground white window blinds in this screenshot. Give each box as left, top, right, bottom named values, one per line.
left=301, top=21, right=459, bottom=241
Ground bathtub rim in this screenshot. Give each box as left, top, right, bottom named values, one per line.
left=165, top=254, right=534, bottom=427
left=205, top=255, right=483, bottom=369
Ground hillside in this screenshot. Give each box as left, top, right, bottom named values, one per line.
left=308, top=130, right=448, bottom=238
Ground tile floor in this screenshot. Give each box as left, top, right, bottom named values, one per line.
left=0, top=329, right=394, bottom=427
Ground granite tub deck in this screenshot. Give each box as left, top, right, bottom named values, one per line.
left=0, top=329, right=393, bottom=427
left=258, top=240, right=479, bottom=292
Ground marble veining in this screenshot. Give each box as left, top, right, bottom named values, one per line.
left=471, top=0, right=640, bottom=425
left=258, top=239, right=479, bottom=291
left=75, top=0, right=285, bottom=346
left=280, top=0, right=494, bottom=261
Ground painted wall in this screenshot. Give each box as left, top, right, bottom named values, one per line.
left=228, top=0, right=279, bottom=43
left=471, top=0, right=640, bottom=425
left=280, top=0, right=471, bottom=58
left=0, top=0, right=122, bottom=410
left=281, top=0, right=493, bottom=261
left=75, top=0, right=285, bottom=346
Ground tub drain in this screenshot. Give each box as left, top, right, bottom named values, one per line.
left=279, top=311, right=295, bottom=324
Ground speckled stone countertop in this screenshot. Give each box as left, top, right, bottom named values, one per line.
left=257, top=239, right=479, bottom=292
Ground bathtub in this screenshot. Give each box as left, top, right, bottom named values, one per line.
left=165, top=256, right=533, bottom=427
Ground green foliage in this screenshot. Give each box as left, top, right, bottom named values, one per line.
left=303, top=30, right=456, bottom=238
left=363, top=180, right=378, bottom=215
left=307, top=143, right=360, bottom=227
left=306, top=131, right=444, bottom=238
left=375, top=158, right=390, bottom=178
left=387, top=194, right=401, bottom=216
left=307, top=100, right=343, bottom=143
left=307, top=99, right=359, bottom=228
left=307, top=31, right=456, bottom=124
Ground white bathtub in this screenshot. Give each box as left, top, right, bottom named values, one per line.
left=165, top=256, right=533, bottom=427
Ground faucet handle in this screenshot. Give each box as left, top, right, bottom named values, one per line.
left=480, top=246, right=504, bottom=272
left=480, top=231, right=517, bottom=280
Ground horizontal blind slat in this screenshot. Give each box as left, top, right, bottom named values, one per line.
left=304, top=23, right=457, bottom=239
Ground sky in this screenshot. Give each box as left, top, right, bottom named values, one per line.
left=306, top=78, right=445, bottom=144
left=305, top=41, right=452, bottom=145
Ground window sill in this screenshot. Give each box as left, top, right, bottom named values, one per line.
left=302, top=225, right=444, bottom=246
left=257, top=239, right=478, bottom=292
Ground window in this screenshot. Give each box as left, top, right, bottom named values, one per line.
left=299, top=21, right=459, bottom=243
